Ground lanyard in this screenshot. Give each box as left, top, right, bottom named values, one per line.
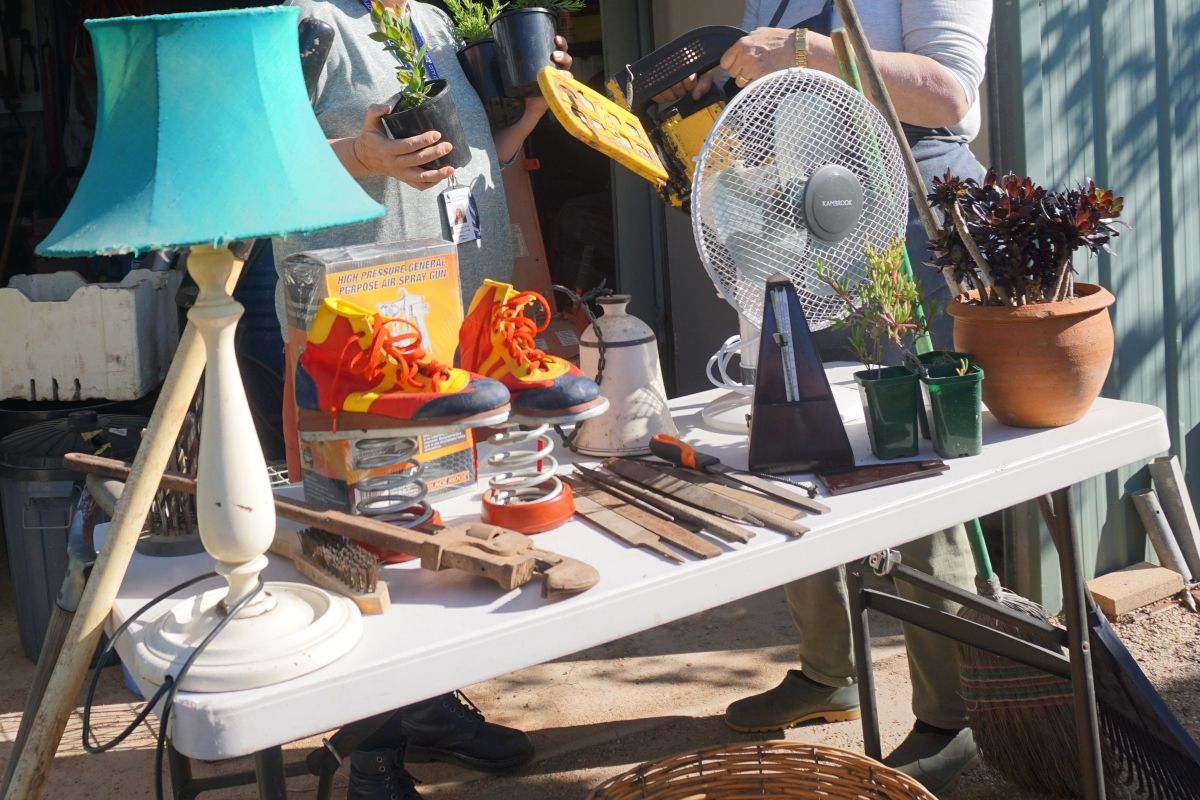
left=359, top=0, right=441, bottom=80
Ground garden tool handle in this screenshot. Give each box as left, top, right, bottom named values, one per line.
left=650, top=435, right=718, bottom=470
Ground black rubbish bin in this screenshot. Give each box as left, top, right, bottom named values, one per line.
left=0, top=410, right=146, bottom=660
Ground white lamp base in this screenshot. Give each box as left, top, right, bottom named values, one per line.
left=135, top=581, right=361, bottom=692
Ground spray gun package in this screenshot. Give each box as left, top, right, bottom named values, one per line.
left=281, top=239, right=477, bottom=512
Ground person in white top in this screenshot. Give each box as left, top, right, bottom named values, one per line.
left=673, top=2, right=992, bottom=794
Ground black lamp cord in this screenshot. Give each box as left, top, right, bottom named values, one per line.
left=549, top=284, right=612, bottom=452
left=82, top=573, right=267, bottom=800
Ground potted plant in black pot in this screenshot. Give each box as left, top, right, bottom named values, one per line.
left=444, top=0, right=524, bottom=128
left=819, top=238, right=926, bottom=460
left=370, top=1, right=471, bottom=169
left=490, top=0, right=583, bottom=97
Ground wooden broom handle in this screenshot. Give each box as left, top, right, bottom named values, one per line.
left=831, top=0, right=942, bottom=242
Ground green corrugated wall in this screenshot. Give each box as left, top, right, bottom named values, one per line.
left=991, top=0, right=1200, bottom=609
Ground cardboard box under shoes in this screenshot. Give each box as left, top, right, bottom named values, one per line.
left=281, top=239, right=477, bottom=511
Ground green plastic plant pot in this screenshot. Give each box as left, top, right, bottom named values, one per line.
left=854, top=366, right=920, bottom=460
left=921, top=363, right=984, bottom=458
left=915, top=351, right=973, bottom=440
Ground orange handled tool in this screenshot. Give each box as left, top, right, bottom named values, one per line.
left=650, top=435, right=829, bottom=515
left=650, top=434, right=720, bottom=470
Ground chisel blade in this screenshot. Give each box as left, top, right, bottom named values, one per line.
left=573, top=464, right=753, bottom=544
left=606, top=458, right=808, bottom=537
left=567, top=474, right=722, bottom=558
left=570, top=490, right=684, bottom=563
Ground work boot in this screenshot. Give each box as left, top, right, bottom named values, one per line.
left=724, top=670, right=861, bottom=733
left=882, top=722, right=980, bottom=795
left=346, top=746, right=423, bottom=800
left=296, top=297, right=510, bottom=433
left=400, top=691, right=535, bottom=773
left=459, top=280, right=605, bottom=424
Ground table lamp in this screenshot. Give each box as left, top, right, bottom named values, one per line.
left=37, top=7, right=384, bottom=692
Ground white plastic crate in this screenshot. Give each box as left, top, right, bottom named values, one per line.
left=0, top=269, right=183, bottom=401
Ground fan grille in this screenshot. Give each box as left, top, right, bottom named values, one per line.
left=692, top=68, right=910, bottom=331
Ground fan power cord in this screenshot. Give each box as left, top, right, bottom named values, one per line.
left=705, top=334, right=756, bottom=394
left=83, top=572, right=267, bottom=800
left=700, top=335, right=757, bottom=434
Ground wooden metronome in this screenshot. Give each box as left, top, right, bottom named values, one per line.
left=747, top=274, right=855, bottom=474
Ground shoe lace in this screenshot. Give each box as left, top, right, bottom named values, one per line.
left=491, top=291, right=553, bottom=374
left=390, top=768, right=422, bottom=800
left=327, top=316, right=452, bottom=431
left=372, top=744, right=423, bottom=800
left=446, top=690, right=485, bottom=721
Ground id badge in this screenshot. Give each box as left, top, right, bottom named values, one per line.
left=440, top=184, right=481, bottom=245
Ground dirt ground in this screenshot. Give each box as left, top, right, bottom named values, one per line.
left=0, top=559, right=1196, bottom=799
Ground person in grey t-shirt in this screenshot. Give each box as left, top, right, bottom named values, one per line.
left=277, top=2, right=571, bottom=797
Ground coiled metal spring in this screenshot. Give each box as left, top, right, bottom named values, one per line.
left=351, top=436, right=433, bottom=528
left=484, top=425, right=564, bottom=505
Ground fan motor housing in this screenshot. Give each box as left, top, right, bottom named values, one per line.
left=802, top=164, right=865, bottom=243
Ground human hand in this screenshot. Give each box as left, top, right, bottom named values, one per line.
left=523, top=36, right=572, bottom=117
left=353, top=103, right=456, bottom=190
left=652, top=70, right=717, bottom=104
left=721, top=27, right=796, bottom=88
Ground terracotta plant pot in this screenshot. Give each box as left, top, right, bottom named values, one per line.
left=947, top=282, right=1115, bottom=428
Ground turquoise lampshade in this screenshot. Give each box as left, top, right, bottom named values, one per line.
left=38, top=7, right=383, bottom=256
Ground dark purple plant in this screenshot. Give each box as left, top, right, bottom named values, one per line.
left=927, top=170, right=1124, bottom=306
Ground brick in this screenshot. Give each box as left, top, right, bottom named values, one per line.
left=1088, top=562, right=1185, bottom=618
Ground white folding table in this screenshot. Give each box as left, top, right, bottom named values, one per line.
left=103, top=365, right=1169, bottom=799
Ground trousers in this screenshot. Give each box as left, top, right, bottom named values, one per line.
left=789, top=138, right=986, bottom=730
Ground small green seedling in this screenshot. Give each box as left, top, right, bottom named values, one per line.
left=445, top=0, right=508, bottom=45
left=817, top=237, right=927, bottom=375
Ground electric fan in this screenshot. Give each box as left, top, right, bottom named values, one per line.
left=690, top=68, right=910, bottom=433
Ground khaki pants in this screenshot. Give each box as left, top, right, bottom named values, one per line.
left=785, top=524, right=976, bottom=729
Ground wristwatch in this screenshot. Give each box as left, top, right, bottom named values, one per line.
left=794, top=27, right=808, bottom=69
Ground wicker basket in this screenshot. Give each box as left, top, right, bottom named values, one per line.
left=587, top=741, right=937, bottom=799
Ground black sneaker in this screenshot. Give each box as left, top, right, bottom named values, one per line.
left=346, top=746, right=423, bottom=800
left=400, top=691, right=535, bottom=773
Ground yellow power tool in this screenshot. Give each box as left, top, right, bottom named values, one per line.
left=539, top=25, right=745, bottom=210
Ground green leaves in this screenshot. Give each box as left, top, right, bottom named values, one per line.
left=445, top=0, right=508, bottom=45
left=817, top=238, right=926, bottom=372
left=370, top=0, right=434, bottom=108
left=927, top=170, right=1125, bottom=306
